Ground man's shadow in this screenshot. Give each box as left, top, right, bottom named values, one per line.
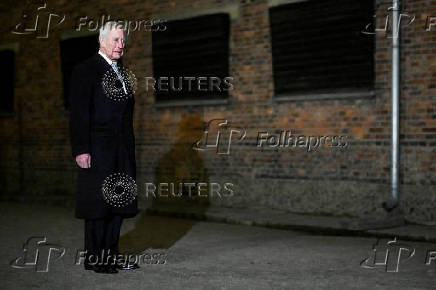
left=120, top=112, right=209, bottom=254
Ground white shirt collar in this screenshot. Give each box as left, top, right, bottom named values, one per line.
left=98, top=50, right=116, bottom=66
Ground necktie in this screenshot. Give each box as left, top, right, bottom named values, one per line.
left=111, top=62, right=128, bottom=95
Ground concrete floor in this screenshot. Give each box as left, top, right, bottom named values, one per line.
left=1, top=202, right=436, bottom=290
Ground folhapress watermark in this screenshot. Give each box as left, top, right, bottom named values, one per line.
left=360, top=237, right=415, bottom=272
left=257, top=131, right=347, bottom=152
left=12, top=3, right=167, bottom=39
left=76, top=15, right=167, bottom=34
left=10, top=236, right=167, bottom=272
left=75, top=249, right=166, bottom=267
left=193, top=119, right=348, bottom=155
left=12, top=3, right=65, bottom=39
left=193, top=119, right=246, bottom=155
left=362, top=6, right=435, bottom=37
left=360, top=237, right=436, bottom=273
left=10, top=236, right=65, bottom=272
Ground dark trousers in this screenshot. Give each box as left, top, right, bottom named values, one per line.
left=84, top=215, right=123, bottom=265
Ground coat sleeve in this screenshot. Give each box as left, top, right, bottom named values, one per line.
left=69, top=64, right=93, bottom=158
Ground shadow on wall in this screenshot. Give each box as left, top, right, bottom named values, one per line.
left=120, top=112, right=209, bottom=254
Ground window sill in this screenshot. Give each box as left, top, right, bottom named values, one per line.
left=0, top=112, right=15, bottom=118
left=274, top=90, right=375, bottom=103
left=153, top=98, right=229, bottom=108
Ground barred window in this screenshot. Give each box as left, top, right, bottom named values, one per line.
left=152, top=13, right=230, bottom=104
left=269, top=0, right=374, bottom=97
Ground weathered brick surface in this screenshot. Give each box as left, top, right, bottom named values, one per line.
left=0, top=0, right=434, bottom=223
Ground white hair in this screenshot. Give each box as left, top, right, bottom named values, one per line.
left=99, top=21, right=128, bottom=43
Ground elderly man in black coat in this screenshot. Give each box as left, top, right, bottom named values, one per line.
left=69, top=21, right=139, bottom=274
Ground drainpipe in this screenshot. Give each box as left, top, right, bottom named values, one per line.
left=384, top=0, right=400, bottom=211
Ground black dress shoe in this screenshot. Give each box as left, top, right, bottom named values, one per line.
left=105, top=265, right=119, bottom=274
left=116, top=259, right=140, bottom=270
left=84, top=263, right=94, bottom=270
left=93, top=265, right=118, bottom=274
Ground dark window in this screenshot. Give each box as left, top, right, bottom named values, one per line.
left=152, top=13, right=230, bottom=103
left=60, top=34, right=98, bottom=109
left=0, top=49, right=15, bottom=114
left=269, top=0, right=374, bottom=96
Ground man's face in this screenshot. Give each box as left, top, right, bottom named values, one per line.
left=99, top=27, right=125, bottom=60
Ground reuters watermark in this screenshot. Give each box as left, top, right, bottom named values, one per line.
left=100, top=72, right=233, bottom=101
left=102, top=67, right=137, bottom=101
left=101, top=172, right=137, bottom=208
left=145, top=182, right=235, bottom=198
left=145, top=76, right=234, bottom=92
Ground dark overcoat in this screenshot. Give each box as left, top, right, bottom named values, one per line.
left=69, top=53, right=138, bottom=219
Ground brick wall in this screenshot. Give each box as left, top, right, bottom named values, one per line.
left=0, top=0, right=434, bottom=223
